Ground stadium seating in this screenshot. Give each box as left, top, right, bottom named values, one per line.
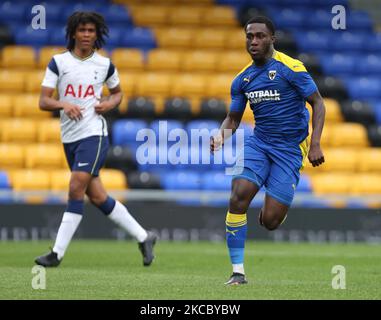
left=99, top=169, right=128, bottom=190
left=0, top=94, right=13, bottom=117
left=0, top=0, right=380, bottom=205
left=0, top=144, right=24, bottom=169
left=10, top=169, right=50, bottom=191
left=25, top=144, right=64, bottom=169
left=1, top=46, right=36, bottom=69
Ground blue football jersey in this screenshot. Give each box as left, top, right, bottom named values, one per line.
left=230, top=50, right=318, bottom=143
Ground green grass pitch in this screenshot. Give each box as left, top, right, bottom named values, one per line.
left=1, top=240, right=380, bottom=300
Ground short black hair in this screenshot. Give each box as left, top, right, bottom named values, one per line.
left=244, top=16, right=275, bottom=36
left=65, top=11, right=109, bottom=50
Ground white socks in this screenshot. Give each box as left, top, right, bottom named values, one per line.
left=108, top=200, right=148, bottom=242
left=53, top=212, right=82, bottom=260
left=233, top=263, right=245, bottom=275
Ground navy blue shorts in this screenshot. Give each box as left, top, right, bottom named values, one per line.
left=63, top=136, right=109, bottom=177
left=232, top=134, right=309, bottom=206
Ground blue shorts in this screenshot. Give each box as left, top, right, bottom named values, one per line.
left=63, top=136, right=109, bottom=177
left=232, top=133, right=309, bottom=206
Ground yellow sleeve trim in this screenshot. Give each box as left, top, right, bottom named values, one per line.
left=273, top=50, right=307, bottom=73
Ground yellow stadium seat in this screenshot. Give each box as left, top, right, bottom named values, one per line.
left=13, top=94, right=50, bottom=118
left=330, top=123, right=369, bottom=147
left=206, top=74, right=232, bottom=98
left=0, top=94, right=13, bottom=117
left=25, top=70, right=45, bottom=93
left=241, top=102, right=255, bottom=124
left=193, top=29, right=226, bottom=49
left=324, top=98, right=343, bottom=122
left=130, top=5, right=169, bottom=27
left=1, top=46, right=36, bottom=69
left=50, top=169, right=71, bottom=191
left=311, top=173, right=353, bottom=194
left=38, top=46, right=66, bottom=69
left=321, top=148, right=359, bottom=172
left=181, top=0, right=213, bottom=4
left=154, top=27, right=194, bottom=49
left=10, top=169, right=50, bottom=191
left=0, top=144, right=24, bottom=169
left=182, top=50, right=217, bottom=72
left=25, top=144, right=64, bottom=169
left=1, top=119, right=37, bottom=143
left=99, top=169, right=127, bottom=190
left=111, top=49, right=144, bottom=71
left=0, top=70, right=25, bottom=93
left=216, top=52, right=251, bottom=73
left=351, top=174, right=381, bottom=195
left=136, top=73, right=172, bottom=97
left=37, top=119, right=61, bottom=143
left=201, top=6, right=239, bottom=27
left=358, top=148, right=381, bottom=173
left=119, top=72, right=139, bottom=97
left=225, top=29, right=246, bottom=50
left=146, top=49, right=182, bottom=72
left=169, top=7, right=203, bottom=26
left=171, top=74, right=208, bottom=98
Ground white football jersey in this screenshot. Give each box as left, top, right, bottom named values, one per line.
left=41, top=51, right=120, bottom=143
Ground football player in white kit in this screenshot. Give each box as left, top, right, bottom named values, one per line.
left=35, top=12, right=157, bottom=267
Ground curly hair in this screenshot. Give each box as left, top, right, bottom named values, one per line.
left=65, top=11, right=109, bottom=50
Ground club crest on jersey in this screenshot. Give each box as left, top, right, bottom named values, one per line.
left=268, top=70, right=276, bottom=80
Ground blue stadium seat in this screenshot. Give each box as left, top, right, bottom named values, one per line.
left=202, top=172, right=231, bottom=191
left=120, top=27, right=156, bottom=50
left=24, top=3, right=63, bottom=24
left=331, top=32, right=366, bottom=52
left=0, top=2, right=27, bottom=23
left=48, top=26, right=66, bottom=46
left=267, top=8, right=304, bottom=30
left=104, top=27, right=123, bottom=49
left=296, top=174, right=312, bottom=192
left=370, top=102, right=381, bottom=125
left=61, top=3, right=103, bottom=23
left=186, top=120, right=220, bottom=136
left=366, top=33, right=381, bottom=53
left=293, top=31, right=332, bottom=54
left=103, top=4, right=132, bottom=26
left=306, top=10, right=333, bottom=30
left=161, top=171, right=201, bottom=190
left=15, top=26, right=50, bottom=47
left=0, top=171, right=10, bottom=189
left=150, top=119, right=183, bottom=138
left=345, top=77, right=381, bottom=100
left=318, top=53, right=357, bottom=77
left=356, top=55, right=381, bottom=76
left=347, top=10, right=373, bottom=32
left=112, top=119, right=149, bottom=146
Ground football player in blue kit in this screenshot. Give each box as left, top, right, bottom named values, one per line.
left=35, top=12, right=157, bottom=268
left=210, top=16, right=325, bottom=285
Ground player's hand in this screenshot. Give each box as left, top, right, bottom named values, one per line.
left=210, top=133, right=224, bottom=153
left=308, top=143, right=325, bottom=167
left=94, top=96, right=112, bottom=115
left=62, top=102, right=84, bottom=121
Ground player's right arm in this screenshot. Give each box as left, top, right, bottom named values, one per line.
left=39, top=57, right=83, bottom=121
left=210, top=75, right=246, bottom=152
left=39, top=87, right=84, bottom=121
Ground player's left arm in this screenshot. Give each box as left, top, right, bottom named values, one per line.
left=94, top=85, right=123, bottom=115
left=306, top=91, right=325, bottom=167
